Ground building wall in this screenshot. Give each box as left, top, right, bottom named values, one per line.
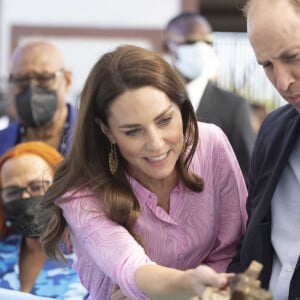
left=0, top=0, right=198, bottom=102
left=0, top=0, right=284, bottom=110
left=200, top=0, right=247, bottom=32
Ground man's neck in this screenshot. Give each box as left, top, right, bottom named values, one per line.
left=25, top=104, right=68, bottom=148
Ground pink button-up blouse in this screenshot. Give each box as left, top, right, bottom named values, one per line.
left=57, top=122, right=248, bottom=300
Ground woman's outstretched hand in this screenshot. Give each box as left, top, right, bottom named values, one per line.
left=192, top=265, right=233, bottom=300
left=111, top=265, right=234, bottom=300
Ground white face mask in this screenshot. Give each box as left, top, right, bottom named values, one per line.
left=172, top=41, right=219, bottom=81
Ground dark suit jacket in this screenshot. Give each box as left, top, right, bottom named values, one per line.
left=227, top=104, right=300, bottom=300
left=196, top=81, right=254, bottom=179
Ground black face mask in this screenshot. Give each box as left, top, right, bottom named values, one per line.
left=15, top=85, right=58, bottom=128
left=3, top=196, right=43, bottom=239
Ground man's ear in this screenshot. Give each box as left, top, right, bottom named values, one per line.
left=163, top=40, right=171, bottom=53
left=95, top=118, right=116, bottom=143
left=63, top=70, right=72, bottom=93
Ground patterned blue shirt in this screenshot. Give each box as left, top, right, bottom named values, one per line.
left=0, top=233, right=88, bottom=299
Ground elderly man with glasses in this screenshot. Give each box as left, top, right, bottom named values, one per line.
left=0, top=41, right=77, bottom=156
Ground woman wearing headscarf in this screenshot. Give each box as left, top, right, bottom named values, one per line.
left=0, top=141, right=87, bottom=299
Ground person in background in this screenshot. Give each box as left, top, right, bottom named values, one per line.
left=37, top=44, right=247, bottom=299
left=0, top=141, right=88, bottom=299
left=0, top=40, right=77, bottom=156
left=0, top=90, right=7, bottom=118
left=227, top=0, right=300, bottom=299
left=0, top=91, right=9, bottom=130
left=250, top=102, right=267, bottom=135
left=164, top=12, right=255, bottom=181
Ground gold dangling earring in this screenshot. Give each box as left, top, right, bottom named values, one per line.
left=109, top=143, right=118, bottom=174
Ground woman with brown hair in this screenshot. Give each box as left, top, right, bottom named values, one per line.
left=38, top=45, right=247, bottom=299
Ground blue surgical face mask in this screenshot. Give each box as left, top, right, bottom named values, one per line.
left=172, top=41, right=219, bottom=81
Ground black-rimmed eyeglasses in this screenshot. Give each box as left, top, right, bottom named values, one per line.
left=0, top=180, right=51, bottom=202
left=9, top=69, right=65, bottom=90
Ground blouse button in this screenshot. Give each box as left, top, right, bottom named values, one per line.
left=287, top=265, right=293, bottom=272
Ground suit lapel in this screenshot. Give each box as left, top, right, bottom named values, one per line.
left=258, top=113, right=300, bottom=217
left=196, top=81, right=213, bottom=117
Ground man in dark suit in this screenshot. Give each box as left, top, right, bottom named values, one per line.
left=227, top=0, right=300, bottom=299
left=164, top=12, right=255, bottom=180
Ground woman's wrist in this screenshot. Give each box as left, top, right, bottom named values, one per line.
left=136, top=265, right=212, bottom=300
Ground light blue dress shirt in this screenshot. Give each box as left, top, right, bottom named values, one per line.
left=269, top=136, right=300, bottom=300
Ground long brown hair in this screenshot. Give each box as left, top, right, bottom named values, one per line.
left=39, top=44, right=203, bottom=261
